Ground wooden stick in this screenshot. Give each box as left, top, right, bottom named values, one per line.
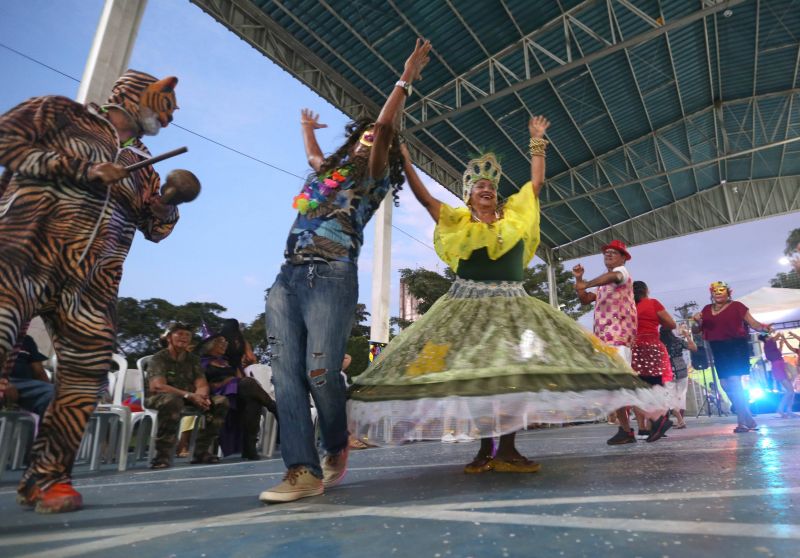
left=125, top=146, right=188, bottom=172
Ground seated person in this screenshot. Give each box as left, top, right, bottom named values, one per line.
left=145, top=322, right=229, bottom=469
left=8, top=335, right=55, bottom=416
left=219, top=318, right=258, bottom=373
left=198, top=330, right=278, bottom=461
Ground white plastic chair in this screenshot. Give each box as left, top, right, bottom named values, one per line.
left=246, top=364, right=318, bottom=457
left=0, top=411, right=37, bottom=480
left=82, top=354, right=132, bottom=471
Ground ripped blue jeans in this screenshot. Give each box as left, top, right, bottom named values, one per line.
left=266, top=260, right=357, bottom=477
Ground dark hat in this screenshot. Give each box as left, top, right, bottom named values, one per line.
left=21, top=335, right=47, bottom=362
left=601, top=239, right=631, bottom=261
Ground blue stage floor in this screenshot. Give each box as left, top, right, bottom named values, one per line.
left=3, top=415, right=800, bottom=557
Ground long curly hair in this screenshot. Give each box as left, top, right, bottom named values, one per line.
left=313, top=118, right=405, bottom=206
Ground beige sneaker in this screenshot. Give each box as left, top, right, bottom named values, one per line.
left=322, top=447, right=349, bottom=488
left=258, top=467, right=323, bottom=503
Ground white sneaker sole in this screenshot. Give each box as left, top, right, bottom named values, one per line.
left=258, top=486, right=323, bottom=504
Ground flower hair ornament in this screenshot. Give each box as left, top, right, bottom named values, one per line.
left=462, top=152, right=501, bottom=202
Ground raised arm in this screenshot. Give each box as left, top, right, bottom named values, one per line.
left=300, top=108, right=327, bottom=173
left=528, top=115, right=550, bottom=197
left=399, top=143, right=441, bottom=222
left=744, top=311, right=771, bottom=334
left=657, top=310, right=677, bottom=330
left=571, top=264, right=597, bottom=305
left=369, top=39, right=431, bottom=178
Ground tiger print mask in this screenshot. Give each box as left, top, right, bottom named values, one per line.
left=104, top=69, right=178, bottom=136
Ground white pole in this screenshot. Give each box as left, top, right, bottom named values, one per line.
left=76, top=0, right=148, bottom=104
left=369, top=195, right=393, bottom=343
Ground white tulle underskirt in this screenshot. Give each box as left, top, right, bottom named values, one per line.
left=347, top=386, right=672, bottom=445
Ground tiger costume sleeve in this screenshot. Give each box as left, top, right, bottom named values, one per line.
left=0, top=95, right=93, bottom=185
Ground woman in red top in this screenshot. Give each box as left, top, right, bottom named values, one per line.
left=693, top=281, right=772, bottom=433
left=631, top=281, right=676, bottom=441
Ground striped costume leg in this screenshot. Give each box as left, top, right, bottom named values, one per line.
left=18, top=282, right=115, bottom=492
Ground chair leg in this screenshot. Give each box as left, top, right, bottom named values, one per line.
left=117, top=408, right=131, bottom=472
left=0, top=418, right=13, bottom=481
left=267, top=415, right=278, bottom=458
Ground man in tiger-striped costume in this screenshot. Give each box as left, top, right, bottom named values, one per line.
left=0, top=70, right=182, bottom=513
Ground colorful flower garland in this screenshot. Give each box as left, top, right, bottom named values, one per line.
left=292, top=165, right=352, bottom=214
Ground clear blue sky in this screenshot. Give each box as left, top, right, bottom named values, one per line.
left=1, top=0, right=797, bottom=331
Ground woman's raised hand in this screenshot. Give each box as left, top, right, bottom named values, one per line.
left=300, top=108, right=327, bottom=130
left=528, top=115, right=550, bottom=139
left=404, top=38, right=432, bottom=82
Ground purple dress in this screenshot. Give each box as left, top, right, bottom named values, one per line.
left=202, top=356, right=242, bottom=456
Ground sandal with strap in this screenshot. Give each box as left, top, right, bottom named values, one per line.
left=464, top=455, right=494, bottom=474
left=733, top=425, right=753, bottom=433
left=492, top=457, right=541, bottom=474
left=150, top=459, right=171, bottom=469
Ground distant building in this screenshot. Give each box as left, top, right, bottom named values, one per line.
left=399, top=279, right=422, bottom=324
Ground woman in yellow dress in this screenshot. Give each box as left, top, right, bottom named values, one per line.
left=349, top=116, right=666, bottom=473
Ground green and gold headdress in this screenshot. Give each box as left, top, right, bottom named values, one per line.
left=462, top=152, right=501, bottom=202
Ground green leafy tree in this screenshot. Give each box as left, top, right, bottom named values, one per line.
left=351, top=303, right=371, bottom=338
left=783, top=228, right=800, bottom=256
left=398, top=261, right=588, bottom=321
left=770, top=270, right=800, bottom=289
left=398, top=267, right=456, bottom=315
left=771, top=228, right=800, bottom=289
left=243, top=311, right=268, bottom=361
left=115, top=297, right=228, bottom=366
left=345, top=336, right=370, bottom=379
left=521, top=262, right=589, bottom=319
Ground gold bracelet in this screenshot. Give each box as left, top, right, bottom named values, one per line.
left=529, top=137, right=548, bottom=157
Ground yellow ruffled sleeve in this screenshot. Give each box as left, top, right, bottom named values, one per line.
left=434, top=182, right=541, bottom=272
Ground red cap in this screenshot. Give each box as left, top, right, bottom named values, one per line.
left=601, top=239, right=631, bottom=261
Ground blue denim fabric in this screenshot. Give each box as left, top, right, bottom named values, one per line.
left=11, top=378, right=55, bottom=416
left=266, top=260, right=357, bottom=477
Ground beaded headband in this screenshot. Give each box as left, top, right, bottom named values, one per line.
left=462, top=153, right=501, bottom=201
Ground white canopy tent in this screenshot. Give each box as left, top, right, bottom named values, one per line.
left=737, top=287, right=800, bottom=326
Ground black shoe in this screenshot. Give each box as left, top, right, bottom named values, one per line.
left=646, top=416, right=673, bottom=442
left=242, top=447, right=262, bottom=461
left=637, top=430, right=650, bottom=438
left=607, top=427, right=636, bottom=445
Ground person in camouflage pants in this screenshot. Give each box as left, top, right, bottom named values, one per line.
left=145, top=322, right=228, bottom=468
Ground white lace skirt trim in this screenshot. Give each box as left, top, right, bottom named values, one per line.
left=347, top=386, right=671, bottom=445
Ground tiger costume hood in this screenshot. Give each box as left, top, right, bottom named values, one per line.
left=103, top=69, right=178, bottom=136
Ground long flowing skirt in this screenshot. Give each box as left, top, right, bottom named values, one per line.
left=348, top=278, right=670, bottom=444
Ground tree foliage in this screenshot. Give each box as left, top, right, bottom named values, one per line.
left=395, top=261, right=589, bottom=324
left=770, top=228, right=800, bottom=289
left=770, top=270, right=800, bottom=289
left=521, top=261, right=590, bottom=319
left=784, top=227, right=800, bottom=256
left=115, top=297, right=227, bottom=365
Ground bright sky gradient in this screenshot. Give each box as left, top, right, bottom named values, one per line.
left=1, top=0, right=797, bottom=332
